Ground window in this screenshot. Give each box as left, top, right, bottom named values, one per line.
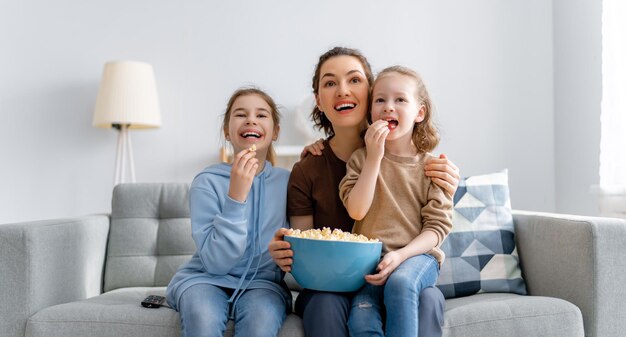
left=600, top=0, right=626, bottom=189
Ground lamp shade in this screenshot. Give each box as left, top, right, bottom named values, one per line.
left=93, top=61, right=161, bottom=129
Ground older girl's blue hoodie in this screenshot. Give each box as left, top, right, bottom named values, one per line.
left=166, top=161, right=291, bottom=311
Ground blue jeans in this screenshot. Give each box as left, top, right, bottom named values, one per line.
left=177, top=283, right=287, bottom=337
left=347, top=254, right=442, bottom=337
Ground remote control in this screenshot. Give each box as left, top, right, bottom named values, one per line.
left=141, top=295, right=166, bottom=308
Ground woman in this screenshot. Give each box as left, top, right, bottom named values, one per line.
left=269, top=47, right=459, bottom=337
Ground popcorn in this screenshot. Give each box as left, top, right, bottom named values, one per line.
left=286, top=227, right=379, bottom=243
left=249, top=144, right=256, bottom=152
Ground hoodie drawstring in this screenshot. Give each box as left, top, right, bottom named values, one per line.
left=227, top=167, right=266, bottom=318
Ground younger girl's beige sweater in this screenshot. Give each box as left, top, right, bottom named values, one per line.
left=339, top=148, right=453, bottom=265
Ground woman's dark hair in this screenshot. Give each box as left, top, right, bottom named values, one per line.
left=311, top=47, right=374, bottom=137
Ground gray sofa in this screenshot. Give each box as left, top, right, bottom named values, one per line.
left=2, top=183, right=625, bottom=337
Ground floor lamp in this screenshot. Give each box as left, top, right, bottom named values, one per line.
left=92, top=61, right=161, bottom=185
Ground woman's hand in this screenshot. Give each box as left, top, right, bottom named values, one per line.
left=268, top=228, right=293, bottom=272
left=425, top=154, right=460, bottom=196
left=228, top=148, right=258, bottom=202
left=365, top=251, right=403, bottom=286
left=300, top=138, right=325, bottom=158
left=364, top=120, right=389, bottom=163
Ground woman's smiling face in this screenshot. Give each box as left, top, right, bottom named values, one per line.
left=315, top=55, right=370, bottom=131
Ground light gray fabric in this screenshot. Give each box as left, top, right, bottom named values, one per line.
left=5, top=183, right=626, bottom=337
left=26, top=287, right=178, bottom=337
left=0, top=216, right=109, bottom=337
left=26, top=287, right=303, bottom=337
left=104, top=183, right=194, bottom=292
left=591, top=216, right=626, bottom=337
left=443, top=293, right=583, bottom=337
left=514, top=211, right=626, bottom=337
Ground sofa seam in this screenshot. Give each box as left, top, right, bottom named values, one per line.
left=26, top=228, right=32, bottom=320
left=27, top=319, right=178, bottom=329
left=156, top=185, right=164, bottom=286
left=589, top=219, right=597, bottom=336
left=106, top=253, right=193, bottom=257
left=111, top=216, right=189, bottom=220
left=25, top=216, right=108, bottom=229
left=443, top=308, right=581, bottom=328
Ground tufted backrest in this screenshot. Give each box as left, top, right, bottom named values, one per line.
left=104, top=183, right=195, bottom=292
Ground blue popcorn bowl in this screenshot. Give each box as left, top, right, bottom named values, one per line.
left=284, top=235, right=382, bottom=292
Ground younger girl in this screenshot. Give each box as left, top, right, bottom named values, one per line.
left=339, top=66, right=453, bottom=337
left=166, top=88, right=291, bottom=337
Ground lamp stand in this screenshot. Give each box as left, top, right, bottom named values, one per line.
left=113, top=124, right=136, bottom=185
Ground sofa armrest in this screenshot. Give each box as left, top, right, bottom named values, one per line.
left=513, top=210, right=626, bottom=337
left=0, top=215, right=110, bottom=337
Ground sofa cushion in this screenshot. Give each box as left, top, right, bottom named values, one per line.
left=26, top=287, right=304, bottom=337
left=436, top=170, right=527, bottom=298
left=443, top=293, right=584, bottom=337
left=26, top=288, right=179, bottom=337
left=104, top=183, right=196, bottom=292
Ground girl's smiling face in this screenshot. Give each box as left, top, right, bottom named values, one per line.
left=371, top=72, right=424, bottom=144
left=315, top=55, right=370, bottom=131
left=225, top=94, right=279, bottom=155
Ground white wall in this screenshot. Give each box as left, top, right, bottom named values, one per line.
left=1, top=0, right=567, bottom=224
left=553, top=0, right=602, bottom=216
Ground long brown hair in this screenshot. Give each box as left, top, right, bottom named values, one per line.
left=311, top=47, right=374, bottom=137
left=373, top=66, right=439, bottom=154
left=222, top=87, right=281, bottom=165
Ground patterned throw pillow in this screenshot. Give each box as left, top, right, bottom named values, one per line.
left=436, top=170, right=527, bottom=299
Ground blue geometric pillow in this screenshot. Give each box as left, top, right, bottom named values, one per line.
left=436, top=170, right=527, bottom=299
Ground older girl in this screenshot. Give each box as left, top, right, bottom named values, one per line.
left=167, top=88, right=291, bottom=337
